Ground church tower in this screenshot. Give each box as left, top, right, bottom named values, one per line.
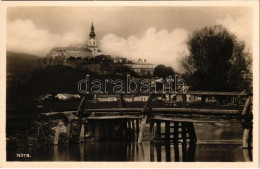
left=87, top=21, right=102, bottom=56
left=88, top=22, right=98, bottom=55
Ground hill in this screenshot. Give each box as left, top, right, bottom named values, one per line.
left=7, top=51, right=40, bottom=74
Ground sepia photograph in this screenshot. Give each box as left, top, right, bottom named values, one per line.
left=0, top=1, right=259, bottom=168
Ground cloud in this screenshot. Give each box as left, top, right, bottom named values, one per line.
left=100, top=27, right=189, bottom=70
left=216, top=14, right=252, bottom=49
left=7, top=19, right=85, bottom=56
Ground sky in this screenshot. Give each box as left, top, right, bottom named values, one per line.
left=7, top=6, right=253, bottom=70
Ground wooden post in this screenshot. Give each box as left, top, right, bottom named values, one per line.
left=150, top=122, right=155, bottom=142
left=165, top=122, right=170, bottom=142
left=236, top=95, right=241, bottom=107
left=67, top=121, right=72, bottom=141
left=187, top=142, right=196, bottom=161
left=138, top=115, right=148, bottom=144
left=174, top=141, right=180, bottom=162
left=136, top=120, right=140, bottom=140
left=105, top=121, right=110, bottom=140
left=242, top=96, right=252, bottom=149
left=77, top=95, right=87, bottom=144
left=182, top=94, right=187, bottom=108
left=242, top=129, right=250, bottom=148
left=95, top=121, right=101, bottom=141
left=186, top=122, right=197, bottom=143
left=150, top=143, right=154, bottom=162
left=77, top=96, right=87, bottom=143
left=243, top=149, right=252, bottom=162
left=51, top=92, right=56, bottom=112
left=174, top=122, right=179, bottom=143
left=182, top=141, right=187, bottom=162
left=156, top=122, right=161, bottom=142
left=181, top=122, right=187, bottom=143
left=165, top=143, right=171, bottom=162
left=79, top=143, right=84, bottom=161
left=127, top=120, right=132, bottom=139
left=138, top=94, right=152, bottom=144
left=53, top=145, right=59, bottom=160
left=156, top=144, right=162, bottom=162
left=79, top=122, right=85, bottom=142
left=54, top=126, right=61, bottom=145
left=119, top=94, right=126, bottom=108
left=77, top=96, right=86, bottom=115
left=132, top=120, right=135, bottom=140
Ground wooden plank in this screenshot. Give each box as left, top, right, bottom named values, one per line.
left=43, top=107, right=241, bottom=116
left=43, top=111, right=76, bottom=116
left=152, top=108, right=241, bottom=115
left=81, top=91, right=248, bottom=96
left=86, top=115, right=241, bottom=123
left=177, top=91, right=248, bottom=96
left=83, top=108, right=240, bottom=115
left=87, top=116, right=141, bottom=119
left=84, top=108, right=141, bottom=112
left=151, top=115, right=241, bottom=123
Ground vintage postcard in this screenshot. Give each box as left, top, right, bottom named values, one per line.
left=0, top=1, right=259, bottom=168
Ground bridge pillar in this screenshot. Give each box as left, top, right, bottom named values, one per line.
left=136, top=120, right=140, bottom=141
left=150, top=122, right=155, bottom=142
left=165, top=122, right=170, bottom=142
left=173, top=122, right=179, bottom=143
left=156, top=122, right=161, bottom=142
left=79, top=123, right=85, bottom=142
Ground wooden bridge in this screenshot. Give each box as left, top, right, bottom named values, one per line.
left=43, top=91, right=253, bottom=149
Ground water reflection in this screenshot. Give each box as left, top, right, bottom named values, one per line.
left=149, top=143, right=196, bottom=162
left=7, top=141, right=251, bottom=162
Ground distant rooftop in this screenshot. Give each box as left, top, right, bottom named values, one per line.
left=51, top=46, right=92, bottom=52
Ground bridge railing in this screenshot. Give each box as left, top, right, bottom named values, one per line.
left=42, top=91, right=252, bottom=148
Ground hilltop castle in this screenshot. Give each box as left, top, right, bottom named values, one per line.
left=48, top=22, right=102, bottom=60
left=43, top=22, right=155, bottom=76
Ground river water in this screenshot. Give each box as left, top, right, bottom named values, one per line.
left=7, top=142, right=252, bottom=162
left=6, top=122, right=252, bottom=162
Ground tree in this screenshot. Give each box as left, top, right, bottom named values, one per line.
left=94, top=55, right=113, bottom=64
left=180, top=25, right=252, bottom=93
left=153, top=64, right=175, bottom=78
left=115, top=65, right=137, bottom=76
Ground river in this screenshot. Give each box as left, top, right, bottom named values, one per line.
left=7, top=142, right=252, bottom=162
left=6, top=122, right=252, bottom=162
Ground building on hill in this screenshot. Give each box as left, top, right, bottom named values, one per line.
left=124, top=58, right=155, bottom=76
left=48, top=22, right=102, bottom=61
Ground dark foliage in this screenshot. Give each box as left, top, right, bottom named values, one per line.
left=180, top=25, right=252, bottom=92
left=114, top=65, right=137, bottom=77
left=153, top=64, right=175, bottom=78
